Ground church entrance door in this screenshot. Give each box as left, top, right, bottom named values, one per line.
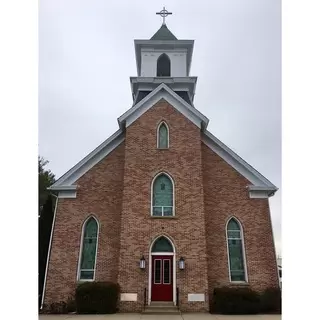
left=151, top=255, right=173, bottom=301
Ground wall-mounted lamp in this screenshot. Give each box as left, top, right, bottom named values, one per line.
left=140, top=256, right=146, bottom=269
left=179, top=257, right=185, bottom=270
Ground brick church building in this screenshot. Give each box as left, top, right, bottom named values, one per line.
left=42, top=13, right=279, bottom=313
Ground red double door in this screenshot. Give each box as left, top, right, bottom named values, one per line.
left=151, top=255, right=173, bottom=301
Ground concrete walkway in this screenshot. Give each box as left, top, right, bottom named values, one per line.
left=39, top=314, right=281, bottom=320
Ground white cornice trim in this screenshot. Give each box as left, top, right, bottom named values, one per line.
left=202, top=130, right=278, bottom=196
left=50, top=129, right=125, bottom=189
left=118, top=83, right=209, bottom=130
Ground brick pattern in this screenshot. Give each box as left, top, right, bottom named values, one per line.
left=117, top=100, right=209, bottom=312
left=44, top=99, right=279, bottom=313
left=201, top=142, right=279, bottom=301
left=43, top=143, right=125, bottom=305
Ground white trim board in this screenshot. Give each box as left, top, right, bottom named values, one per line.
left=49, top=129, right=124, bottom=189
left=202, top=130, right=277, bottom=195
left=118, top=83, right=209, bottom=130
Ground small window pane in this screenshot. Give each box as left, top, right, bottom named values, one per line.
left=163, top=207, right=173, bottom=216
left=230, top=270, right=245, bottom=281
left=154, top=260, right=162, bottom=284
left=80, top=270, right=94, bottom=280
left=163, top=260, right=170, bottom=284
left=153, top=207, right=162, bottom=216
left=228, top=230, right=241, bottom=239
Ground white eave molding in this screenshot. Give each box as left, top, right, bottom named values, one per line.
left=48, top=83, right=277, bottom=200
left=118, top=83, right=209, bottom=130
left=49, top=129, right=125, bottom=194
left=202, top=130, right=278, bottom=198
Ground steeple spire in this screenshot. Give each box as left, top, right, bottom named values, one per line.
left=156, top=6, right=172, bottom=25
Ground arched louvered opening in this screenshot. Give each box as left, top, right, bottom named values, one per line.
left=157, top=53, right=171, bottom=77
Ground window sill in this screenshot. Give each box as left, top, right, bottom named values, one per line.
left=229, top=281, right=249, bottom=286
left=157, top=148, right=169, bottom=150
left=151, top=216, right=177, bottom=219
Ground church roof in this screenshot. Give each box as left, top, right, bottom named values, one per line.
left=49, top=83, right=278, bottom=198
left=150, top=24, right=177, bottom=40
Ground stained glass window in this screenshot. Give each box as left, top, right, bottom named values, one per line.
left=227, top=218, right=246, bottom=282
left=152, top=236, right=173, bottom=252
left=79, top=217, right=98, bottom=280
left=152, top=174, right=173, bottom=216
left=158, top=123, right=168, bottom=149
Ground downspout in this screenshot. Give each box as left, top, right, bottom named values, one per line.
left=40, top=193, right=59, bottom=309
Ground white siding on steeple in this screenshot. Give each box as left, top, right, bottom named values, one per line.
left=140, top=49, right=187, bottom=77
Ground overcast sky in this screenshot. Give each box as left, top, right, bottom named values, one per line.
left=39, top=0, right=281, bottom=255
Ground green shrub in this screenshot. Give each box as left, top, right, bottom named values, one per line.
left=259, top=287, right=281, bottom=314
left=75, top=281, right=120, bottom=314
left=66, top=296, right=76, bottom=313
left=49, top=301, right=68, bottom=314
left=211, top=287, right=260, bottom=314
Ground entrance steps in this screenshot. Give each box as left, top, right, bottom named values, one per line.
left=142, top=301, right=180, bottom=315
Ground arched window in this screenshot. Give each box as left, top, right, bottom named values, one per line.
left=152, top=236, right=174, bottom=252
left=78, top=216, right=99, bottom=280
left=152, top=173, right=174, bottom=216
left=226, top=218, right=247, bottom=282
left=157, top=122, right=169, bottom=149
left=157, top=53, right=171, bottom=77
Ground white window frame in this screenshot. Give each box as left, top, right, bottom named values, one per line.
left=77, top=215, right=100, bottom=282
left=226, top=216, right=248, bottom=283
left=151, top=172, right=175, bottom=217
left=157, top=121, right=170, bottom=149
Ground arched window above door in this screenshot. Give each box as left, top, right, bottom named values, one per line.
left=152, top=236, right=174, bottom=252
left=152, top=173, right=174, bottom=217
left=157, top=53, right=171, bottom=77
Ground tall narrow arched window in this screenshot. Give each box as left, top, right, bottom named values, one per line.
left=227, top=218, right=247, bottom=282
left=157, top=122, right=169, bottom=149
left=152, top=173, right=174, bottom=216
left=157, top=53, right=171, bottom=77
left=78, top=216, right=99, bottom=280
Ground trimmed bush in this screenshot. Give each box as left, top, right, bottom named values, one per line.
left=211, top=287, right=260, bottom=314
left=259, top=287, right=281, bottom=314
left=49, top=301, right=68, bottom=314
left=75, top=281, right=120, bottom=314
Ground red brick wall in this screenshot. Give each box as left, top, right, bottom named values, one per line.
left=201, top=142, right=279, bottom=300
left=43, top=99, right=279, bottom=313
left=117, top=99, right=209, bottom=312
left=43, top=142, right=125, bottom=305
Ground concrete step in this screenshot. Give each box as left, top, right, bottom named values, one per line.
left=142, top=302, right=180, bottom=315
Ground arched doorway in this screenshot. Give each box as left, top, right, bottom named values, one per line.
left=149, top=235, right=176, bottom=304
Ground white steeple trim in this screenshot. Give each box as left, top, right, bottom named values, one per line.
left=118, top=83, right=209, bottom=130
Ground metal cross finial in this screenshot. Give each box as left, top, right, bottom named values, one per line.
left=156, top=6, right=172, bottom=25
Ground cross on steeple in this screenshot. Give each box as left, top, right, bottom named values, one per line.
left=156, top=6, right=172, bottom=25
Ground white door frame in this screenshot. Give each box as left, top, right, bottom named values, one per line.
left=148, top=236, right=176, bottom=305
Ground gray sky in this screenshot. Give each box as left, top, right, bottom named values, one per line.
left=39, top=0, right=281, bottom=255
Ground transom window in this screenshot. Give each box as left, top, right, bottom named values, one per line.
left=78, top=217, right=99, bottom=280
left=152, top=174, right=174, bottom=216
left=157, top=122, right=169, bottom=149
left=227, top=218, right=247, bottom=282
